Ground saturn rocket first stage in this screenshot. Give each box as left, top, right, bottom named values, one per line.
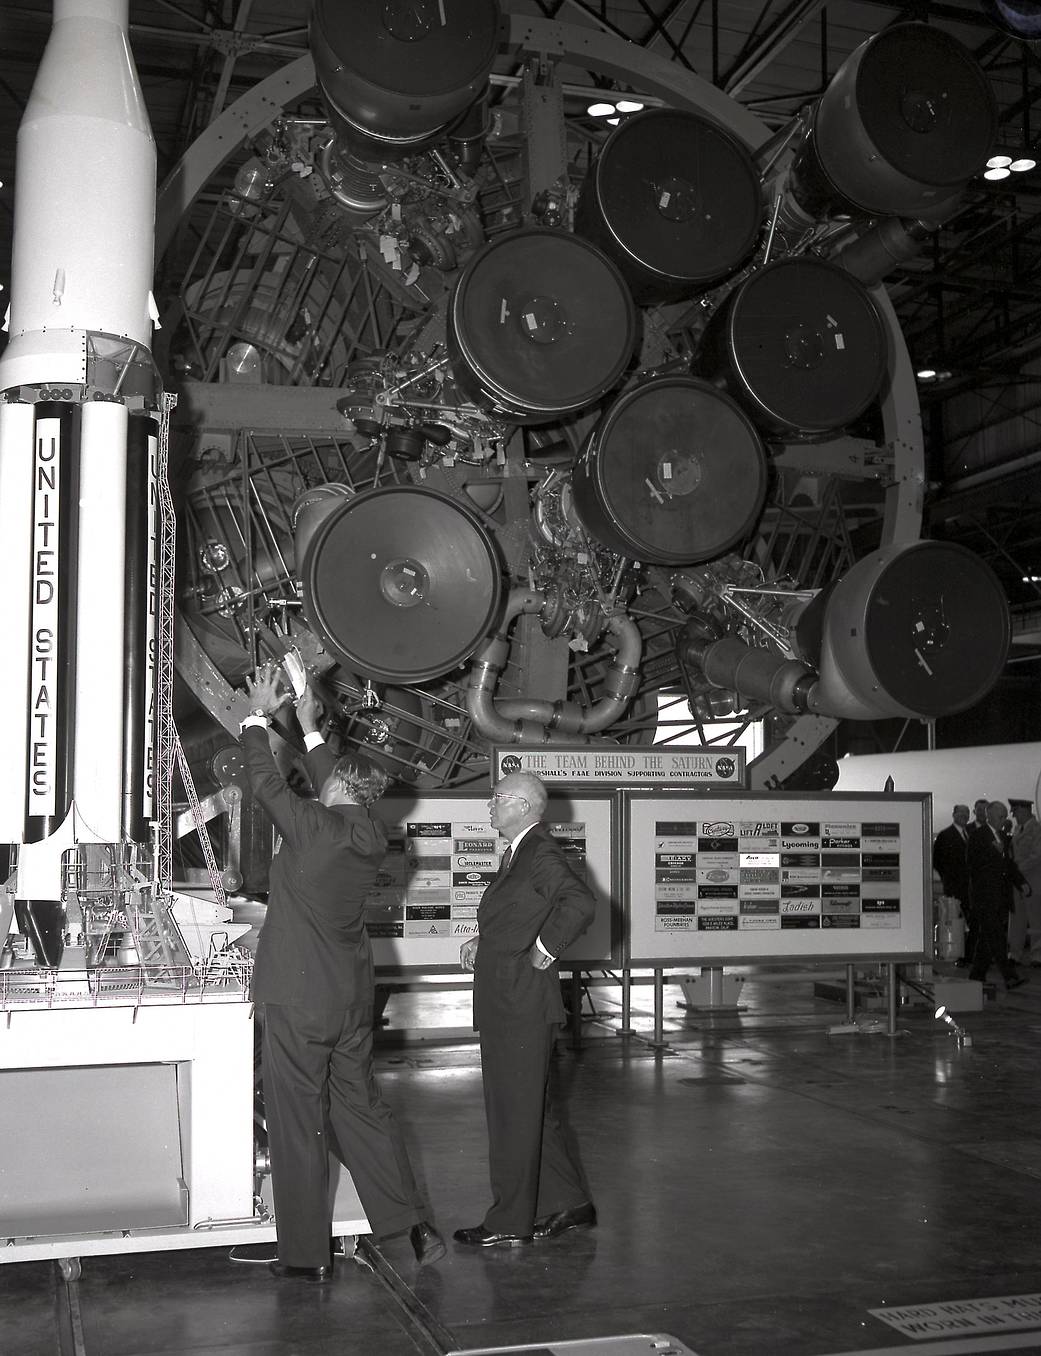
left=0, top=0, right=162, bottom=968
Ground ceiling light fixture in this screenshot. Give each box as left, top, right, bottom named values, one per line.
left=587, top=98, right=645, bottom=119
left=915, top=367, right=953, bottom=383
left=983, top=152, right=1037, bottom=178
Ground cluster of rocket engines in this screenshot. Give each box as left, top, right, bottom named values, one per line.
left=0, top=0, right=1014, bottom=967
left=231, top=0, right=1009, bottom=735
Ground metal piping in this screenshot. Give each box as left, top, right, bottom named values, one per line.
left=678, top=627, right=819, bottom=716
left=466, top=588, right=643, bottom=744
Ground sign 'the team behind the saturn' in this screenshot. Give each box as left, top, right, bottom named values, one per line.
left=492, top=745, right=746, bottom=788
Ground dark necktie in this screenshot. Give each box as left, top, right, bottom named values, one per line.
left=500, top=845, right=512, bottom=871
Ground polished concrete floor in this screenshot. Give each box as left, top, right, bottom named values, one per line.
left=7, top=966, right=1041, bottom=1356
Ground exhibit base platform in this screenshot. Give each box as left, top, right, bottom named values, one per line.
left=0, top=996, right=368, bottom=1270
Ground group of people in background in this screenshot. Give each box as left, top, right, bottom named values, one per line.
left=933, top=796, right=1041, bottom=988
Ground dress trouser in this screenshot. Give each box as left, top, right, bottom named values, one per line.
left=261, top=1001, right=425, bottom=1266
left=480, top=1019, right=590, bottom=1235
left=1007, top=888, right=1041, bottom=962
left=969, top=905, right=1016, bottom=983
left=957, top=895, right=978, bottom=965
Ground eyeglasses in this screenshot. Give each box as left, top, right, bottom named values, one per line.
left=490, top=792, right=528, bottom=806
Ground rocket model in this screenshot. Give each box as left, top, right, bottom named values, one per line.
left=0, top=0, right=159, bottom=967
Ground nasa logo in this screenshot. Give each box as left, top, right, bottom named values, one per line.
left=714, top=757, right=736, bottom=778
left=501, top=755, right=522, bottom=774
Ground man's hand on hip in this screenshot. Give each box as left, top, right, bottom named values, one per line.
left=529, top=942, right=554, bottom=971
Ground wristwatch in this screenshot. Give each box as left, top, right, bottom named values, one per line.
left=249, top=707, right=268, bottom=719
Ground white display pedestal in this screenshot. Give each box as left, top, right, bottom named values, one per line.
left=0, top=995, right=367, bottom=1267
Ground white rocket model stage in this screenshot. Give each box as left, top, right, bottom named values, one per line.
left=0, top=0, right=161, bottom=968
left=0, top=3, right=323, bottom=1270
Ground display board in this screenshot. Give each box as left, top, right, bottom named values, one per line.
left=368, top=792, right=617, bottom=971
left=626, top=791, right=930, bottom=965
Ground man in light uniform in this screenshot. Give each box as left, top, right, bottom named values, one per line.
left=1008, top=798, right=1041, bottom=967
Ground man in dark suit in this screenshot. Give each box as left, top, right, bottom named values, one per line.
left=933, top=804, right=973, bottom=963
left=967, top=799, right=1031, bottom=990
left=969, top=798, right=990, bottom=837
left=239, top=666, right=444, bottom=1280
left=454, top=770, right=596, bottom=1249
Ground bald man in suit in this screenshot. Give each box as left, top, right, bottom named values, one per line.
left=454, top=770, right=597, bottom=1249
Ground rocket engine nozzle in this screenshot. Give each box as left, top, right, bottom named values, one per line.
left=786, top=22, right=996, bottom=224
left=296, top=485, right=503, bottom=686
left=984, top=0, right=1041, bottom=41
left=309, top=0, right=501, bottom=210
left=677, top=541, right=1010, bottom=723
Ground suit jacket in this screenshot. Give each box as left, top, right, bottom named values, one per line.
left=474, top=822, right=596, bottom=1030
left=932, top=824, right=970, bottom=903
left=967, top=824, right=1027, bottom=916
left=242, top=726, right=387, bottom=1012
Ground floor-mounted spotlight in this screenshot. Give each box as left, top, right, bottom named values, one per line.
left=935, top=1004, right=973, bottom=1047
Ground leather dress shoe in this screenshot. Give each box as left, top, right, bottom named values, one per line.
left=410, top=1220, right=446, bottom=1265
left=268, top=1261, right=333, bottom=1283
left=533, top=1201, right=597, bottom=1240
left=453, top=1224, right=532, bottom=1248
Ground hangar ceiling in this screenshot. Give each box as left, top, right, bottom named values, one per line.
left=0, top=0, right=1038, bottom=784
